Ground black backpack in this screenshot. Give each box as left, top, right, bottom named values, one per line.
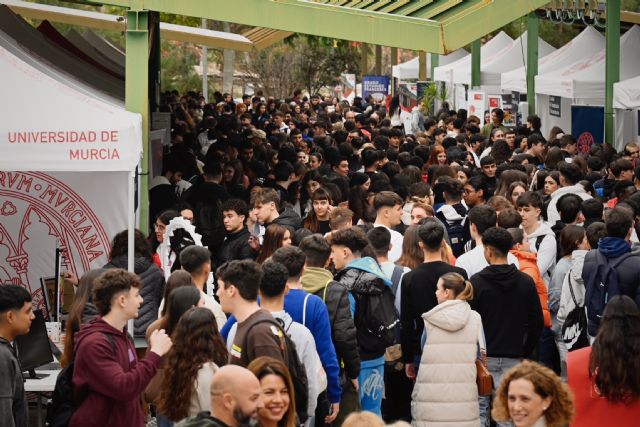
left=46, top=332, right=134, bottom=427
left=436, top=205, right=467, bottom=257
left=242, top=318, right=309, bottom=424
left=351, top=277, right=401, bottom=356
left=584, top=251, right=633, bottom=337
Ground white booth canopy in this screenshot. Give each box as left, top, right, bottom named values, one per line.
left=535, top=25, right=640, bottom=101
left=392, top=48, right=467, bottom=80
left=501, top=26, right=604, bottom=94
left=453, top=31, right=554, bottom=87
left=433, top=31, right=513, bottom=83
left=0, top=30, right=142, bottom=172
left=614, top=76, right=640, bottom=109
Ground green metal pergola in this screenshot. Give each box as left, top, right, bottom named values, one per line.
left=58, top=0, right=621, bottom=231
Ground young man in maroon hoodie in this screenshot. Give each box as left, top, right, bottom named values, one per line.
left=70, top=269, right=172, bottom=427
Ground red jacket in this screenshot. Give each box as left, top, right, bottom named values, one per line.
left=568, top=347, right=640, bottom=427
left=509, top=250, right=552, bottom=327
left=69, top=317, right=161, bottom=427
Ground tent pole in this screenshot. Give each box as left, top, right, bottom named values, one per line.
left=418, top=51, right=427, bottom=81
left=126, top=10, right=150, bottom=234
left=605, top=0, right=620, bottom=146
left=471, top=39, right=480, bottom=88
left=527, top=12, right=538, bottom=116
left=127, top=170, right=135, bottom=334
left=375, top=45, right=382, bottom=75
left=390, top=47, right=398, bottom=67
left=430, top=53, right=439, bottom=81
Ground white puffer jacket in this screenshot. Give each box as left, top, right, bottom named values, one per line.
left=411, top=300, right=483, bottom=427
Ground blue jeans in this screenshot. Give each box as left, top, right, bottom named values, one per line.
left=478, top=357, right=520, bottom=427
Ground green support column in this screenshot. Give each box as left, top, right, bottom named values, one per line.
left=375, top=45, right=382, bottom=75
left=527, top=13, right=538, bottom=116
left=361, top=43, right=368, bottom=81
left=126, top=10, right=150, bottom=233
left=605, top=0, right=620, bottom=146
left=390, top=47, right=398, bottom=67
left=430, top=53, right=439, bottom=81
left=418, top=51, right=427, bottom=81
left=471, top=39, right=481, bottom=88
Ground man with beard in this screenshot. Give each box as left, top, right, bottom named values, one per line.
left=176, top=365, right=262, bottom=427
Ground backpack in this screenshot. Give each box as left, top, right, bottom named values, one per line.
left=242, top=318, right=309, bottom=423
left=584, top=250, right=632, bottom=337
left=46, top=332, right=134, bottom=427
left=390, top=265, right=404, bottom=297
left=436, top=205, right=467, bottom=257
left=351, top=277, right=401, bottom=356
left=561, top=274, right=590, bottom=352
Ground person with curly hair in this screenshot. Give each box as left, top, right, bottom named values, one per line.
left=492, top=360, right=574, bottom=427
left=157, top=307, right=228, bottom=423
left=247, top=357, right=298, bottom=427
left=567, top=295, right=640, bottom=426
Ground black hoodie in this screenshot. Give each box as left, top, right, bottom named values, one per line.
left=470, top=264, right=543, bottom=358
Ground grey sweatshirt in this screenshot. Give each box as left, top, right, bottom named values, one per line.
left=0, top=338, right=27, bottom=427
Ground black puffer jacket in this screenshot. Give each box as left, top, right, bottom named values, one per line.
left=301, top=267, right=360, bottom=380
left=103, top=255, right=165, bottom=337
left=215, top=227, right=255, bottom=270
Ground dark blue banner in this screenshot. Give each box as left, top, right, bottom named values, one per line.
left=363, top=76, right=390, bottom=102
left=572, top=106, right=604, bottom=152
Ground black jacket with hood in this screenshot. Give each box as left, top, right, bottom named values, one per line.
left=269, top=207, right=302, bottom=232
left=103, top=255, right=165, bottom=337
left=470, top=264, right=543, bottom=358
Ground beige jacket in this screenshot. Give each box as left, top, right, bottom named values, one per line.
left=412, top=300, right=483, bottom=427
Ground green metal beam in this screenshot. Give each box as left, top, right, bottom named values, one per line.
left=122, top=0, right=443, bottom=52
left=605, top=0, right=620, bottom=146
left=440, top=0, right=549, bottom=53
left=430, top=53, right=439, bottom=80
left=393, top=0, right=435, bottom=17
left=471, top=39, right=480, bottom=88
left=375, top=44, right=382, bottom=75
left=390, top=46, right=398, bottom=67
left=412, top=0, right=463, bottom=20
left=418, top=50, right=427, bottom=81
left=125, top=9, right=150, bottom=232
left=527, top=12, right=538, bottom=116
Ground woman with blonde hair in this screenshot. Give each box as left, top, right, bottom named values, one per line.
left=247, top=356, right=297, bottom=427
left=341, top=411, right=385, bottom=427
left=412, top=272, right=483, bottom=427
left=492, top=360, right=574, bottom=427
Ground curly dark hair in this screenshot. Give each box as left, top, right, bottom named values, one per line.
left=157, top=307, right=228, bottom=421
left=589, top=295, right=640, bottom=404
left=492, top=360, right=574, bottom=427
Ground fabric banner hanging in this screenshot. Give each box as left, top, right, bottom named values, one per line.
left=0, top=171, right=128, bottom=314
left=572, top=106, right=604, bottom=151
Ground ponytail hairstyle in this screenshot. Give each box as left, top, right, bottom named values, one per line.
left=440, top=272, right=474, bottom=301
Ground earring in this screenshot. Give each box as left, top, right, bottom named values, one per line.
left=543, top=406, right=548, bottom=411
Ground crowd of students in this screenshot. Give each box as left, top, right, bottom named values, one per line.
left=2, top=88, right=640, bottom=427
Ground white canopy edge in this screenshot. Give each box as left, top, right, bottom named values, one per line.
left=1, top=0, right=255, bottom=51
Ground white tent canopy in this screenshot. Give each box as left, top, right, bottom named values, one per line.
left=614, top=75, right=640, bottom=109
left=501, top=26, right=604, bottom=94
left=392, top=49, right=467, bottom=80
left=0, top=29, right=141, bottom=326
left=433, top=31, right=513, bottom=84
left=0, top=33, right=141, bottom=172
left=536, top=25, right=640, bottom=102
left=453, top=31, right=554, bottom=87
